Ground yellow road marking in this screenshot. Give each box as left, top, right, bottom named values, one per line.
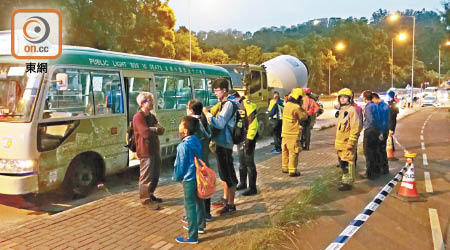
left=428, top=208, right=444, bottom=250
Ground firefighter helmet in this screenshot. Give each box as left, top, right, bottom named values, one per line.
left=337, top=88, right=353, bottom=97
left=289, top=88, right=304, bottom=99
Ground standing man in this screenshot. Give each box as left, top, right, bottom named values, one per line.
left=335, top=88, right=362, bottom=191
left=302, top=88, right=320, bottom=150
left=268, top=91, right=283, bottom=154
left=233, top=91, right=259, bottom=196
left=387, top=91, right=399, bottom=152
left=281, top=88, right=308, bottom=177
left=362, top=90, right=380, bottom=180
left=373, top=93, right=390, bottom=175
left=133, top=92, right=165, bottom=209
left=203, top=78, right=238, bottom=215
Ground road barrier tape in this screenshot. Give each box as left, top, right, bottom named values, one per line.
left=325, top=166, right=408, bottom=250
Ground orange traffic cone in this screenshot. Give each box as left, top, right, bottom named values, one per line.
left=393, top=152, right=426, bottom=202
left=386, top=134, right=396, bottom=160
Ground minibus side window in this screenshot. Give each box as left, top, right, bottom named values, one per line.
left=44, top=69, right=93, bottom=119
left=91, top=71, right=123, bottom=115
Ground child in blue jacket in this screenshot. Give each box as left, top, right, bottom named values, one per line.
left=174, top=116, right=206, bottom=244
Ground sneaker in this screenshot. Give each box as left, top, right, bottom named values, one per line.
left=212, top=198, right=228, bottom=208
left=242, top=188, right=257, bottom=196
left=175, top=236, right=198, bottom=244
left=205, top=214, right=213, bottom=222
left=338, top=183, right=352, bottom=191
left=150, top=195, right=163, bottom=203
left=181, top=215, right=188, bottom=224
left=217, top=204, right=236, bottom=215
left=289, top=172, right=301, bottom=177
left=271, top=149, right=281, bottom=154
left=236, top=183, right=247, bottom=191
left=144, top=202, right=160, bottom=210
left=183, top=225, right=205, bottom=234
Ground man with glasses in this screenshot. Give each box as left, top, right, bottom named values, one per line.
left=133, top=92, right=165, bottom=209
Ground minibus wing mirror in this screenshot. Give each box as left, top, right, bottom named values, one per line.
left=56, top=73, right=68, bottom=91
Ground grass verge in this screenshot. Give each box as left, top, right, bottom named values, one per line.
left=228, top=167, right=341, bottom=250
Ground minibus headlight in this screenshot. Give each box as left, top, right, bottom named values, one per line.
left=0, top=159, right=36, bottom=174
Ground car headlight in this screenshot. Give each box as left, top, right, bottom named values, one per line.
left=0, top=159, right=36, bottom=174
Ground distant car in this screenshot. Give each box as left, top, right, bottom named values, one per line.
left=422, top=96, right=439, bottom=107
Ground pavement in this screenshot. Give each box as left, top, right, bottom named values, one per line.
left=0, top=105, right=429, bottom=250
left=0, top=129, right=341, bottom=250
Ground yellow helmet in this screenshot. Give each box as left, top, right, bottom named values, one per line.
left=289, top=88, right=304, bottom=99
left=337, top=88, right=353, bottom=97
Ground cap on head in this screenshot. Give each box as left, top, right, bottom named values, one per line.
left=305, top=88, right=311, bottom=94
left=388, top=91, right=395, bottom=98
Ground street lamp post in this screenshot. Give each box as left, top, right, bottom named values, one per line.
left=389, top=14, right=416, bottom=107
left=391, top=38, right=394, bottom=89
left=438, top=41, right=450, bottom=85
left=328, top=42, right=345, bottom=96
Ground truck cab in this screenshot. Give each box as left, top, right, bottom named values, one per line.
left=218, top=64, right=269, bottom=136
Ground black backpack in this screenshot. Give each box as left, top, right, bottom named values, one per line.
left=126, top=121, right=136, bottom=152
left=231, top=100, right=248, bottom=145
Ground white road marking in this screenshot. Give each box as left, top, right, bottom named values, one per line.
left=429, top=208, right=445, bottom=250
left=420, top=135, right=424, bottom=141
left=424, top=172, right=433, bottom=193
left=423, top=154, right=428, bottom=166
left=421, top=142, right=425, bottom=150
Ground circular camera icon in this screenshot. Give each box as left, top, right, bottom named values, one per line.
left=23, top=16, right=50, bottom=44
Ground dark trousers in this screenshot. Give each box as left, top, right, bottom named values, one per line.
left=272, top=120, right=282, bottom=151
left=216, top=145, right=238, bottom=188
left=363, top=127, right=379, bottom=177
left=238, top=139, right=257, bottom=191
left=377, top=132, right=389, bottom=174
left=139, top=154, right=161, bottom=201
left=183, top=180, right=206, bottom=240
left=301, top=117, right=312, bottom=150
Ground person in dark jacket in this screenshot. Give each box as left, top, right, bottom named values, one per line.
left=362, top=90, right=381, bottom=180
left=174, top=116, right=205, bottom=244
left=373, top=93, right=390, bottom=175
left=133, top=92, right=165, bottom=209
left=268, top=91, right=283, bottom=153
left=387, top=91, right=399, bottom=152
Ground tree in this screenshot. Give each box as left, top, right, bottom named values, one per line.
left=0, top=0, right=178, bottom=58
left=173, top=26, right=203, bottom=61
left=237, top=45, right=263, bottom=64
left=201, top=49, right=230, bottom=64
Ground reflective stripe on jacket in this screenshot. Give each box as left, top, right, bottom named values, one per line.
left=335, top=104, right=362, bottom=150
left=242, top=98, right=259, bottom=140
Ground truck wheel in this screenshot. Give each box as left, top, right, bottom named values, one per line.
left=66, top=159, right=98, bottom=198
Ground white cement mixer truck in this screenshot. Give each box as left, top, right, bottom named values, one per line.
left=218, top=55, right=309, bottom=136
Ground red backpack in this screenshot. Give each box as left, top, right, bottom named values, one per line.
left=195, top=157, right=217, bottom=199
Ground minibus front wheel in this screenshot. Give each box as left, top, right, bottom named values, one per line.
left=65, top=155, right=99, bottom=198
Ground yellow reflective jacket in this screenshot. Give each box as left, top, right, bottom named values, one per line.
left=242, top=98, right=259, bottom=140
left=281, top=101, right=307, bottom=139
left=335, top=104, right=362, bottom=150
left=268, top=99, right=284, bottom=120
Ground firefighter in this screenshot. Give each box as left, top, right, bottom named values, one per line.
left=281, top=88, right=308, bottom=177
left=335, top=88, right=362, bottom=191
left=232, top=91, right=259, bottom=196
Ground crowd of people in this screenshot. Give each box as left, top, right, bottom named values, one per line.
left=131, top=79, right=399, bottom=244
